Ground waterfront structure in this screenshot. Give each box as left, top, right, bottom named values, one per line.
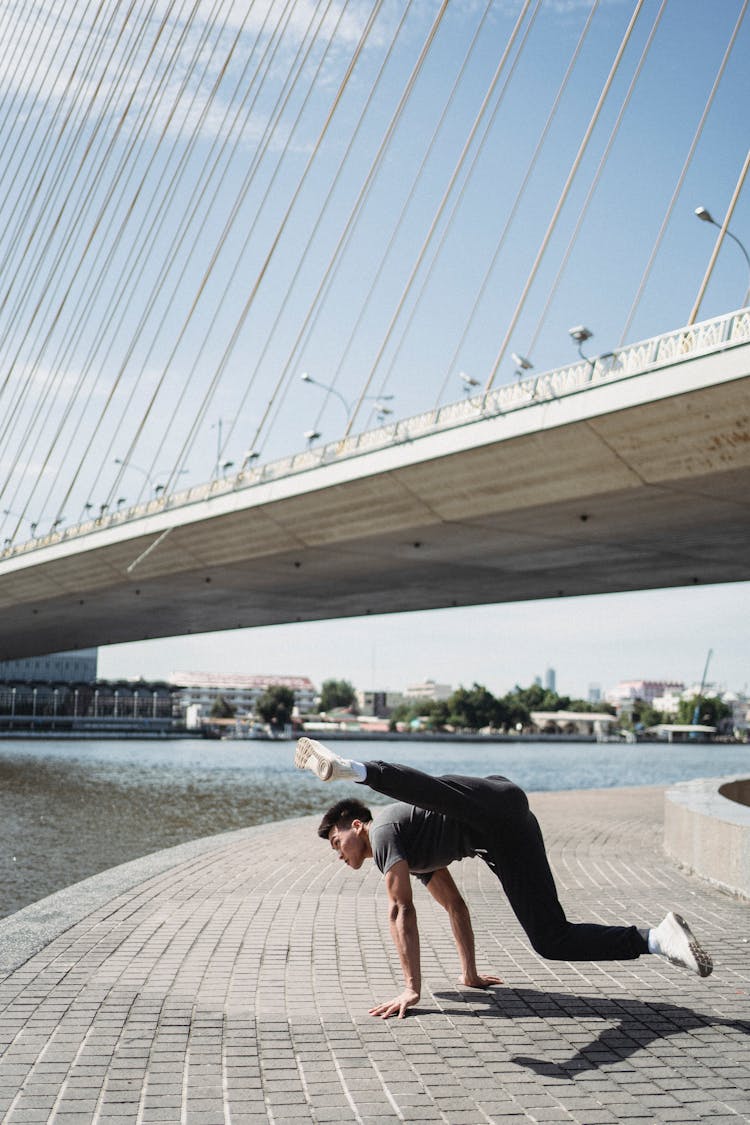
left=530, top=710, right=618, bottom=737
left=403, top=679, right=452, bottom=703
left=170, top=672, right=317, bottom=720
left=0, top=649, right=98, bottom=683
left=0, top=678, right=176, bottom=733
left=355, top=689, right=404, bottom=718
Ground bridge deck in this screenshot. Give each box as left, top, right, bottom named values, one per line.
left=0, top=783, right=748, bottom=1123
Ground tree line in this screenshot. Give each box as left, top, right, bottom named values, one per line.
left=210, top=677, right=732, bottom=735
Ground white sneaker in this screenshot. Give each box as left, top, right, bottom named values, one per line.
left=650, top=912, right=713, bottom=978
left=294, top=737, right=357, bottom=782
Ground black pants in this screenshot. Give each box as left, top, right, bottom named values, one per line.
left=363, top=760, right=648, bottom=962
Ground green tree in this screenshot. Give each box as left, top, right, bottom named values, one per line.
left=209, top=694, right=235, bottom=719
left=319, top=678, right=357, bottom=713
left=256, top=686, right=295, bottom=730
left=447, top=683, right=504, bottom=731
left=677, top=695, right=731, bottom=727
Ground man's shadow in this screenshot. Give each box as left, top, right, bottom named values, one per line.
left=431, top=986, right=750, bottom=1079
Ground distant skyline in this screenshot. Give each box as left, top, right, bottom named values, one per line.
left=98, top=580, right=750, bottom=699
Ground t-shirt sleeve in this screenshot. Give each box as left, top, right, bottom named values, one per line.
left=371, top=821, right=433, bottom=885
left=370, top=821, right=408, bottom=876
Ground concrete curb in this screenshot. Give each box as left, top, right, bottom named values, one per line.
left=664, top=774, right=750, bottom=900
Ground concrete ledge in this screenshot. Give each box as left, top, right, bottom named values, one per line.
left=664, top=774, right=750, bottom=899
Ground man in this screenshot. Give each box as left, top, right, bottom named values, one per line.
left=295, top=737, right=713, bottom=1020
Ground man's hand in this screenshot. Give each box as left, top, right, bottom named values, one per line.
left=460, top=971, right=503, bottom=989
left=369, top=988, right=420, bottom=1019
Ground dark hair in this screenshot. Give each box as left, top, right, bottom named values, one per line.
left=317, top=797, right=373, bottom=839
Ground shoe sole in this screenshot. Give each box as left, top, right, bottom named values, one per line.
left=670, top=913, right=713, bottom=978
left=295, top=736, right=333, bottom=781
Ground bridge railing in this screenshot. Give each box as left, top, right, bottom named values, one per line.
left=3, top=306, right=749, bottom=559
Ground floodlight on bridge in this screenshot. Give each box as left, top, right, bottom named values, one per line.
left=304, top=429, right=321, bottom=447
left=512, top=352, right=533, bottom=371
left=459, top=370, right=479, bottom=394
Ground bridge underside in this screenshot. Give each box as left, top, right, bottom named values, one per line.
left=1, top=371, right=749, bottom=660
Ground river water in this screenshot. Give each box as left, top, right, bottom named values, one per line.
left=1, top=736, right=748, bottom=919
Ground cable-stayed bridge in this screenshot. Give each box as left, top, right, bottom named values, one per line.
left=1, top=307, right=749, bottom=659
left=0, top=0, right=748, bottom=658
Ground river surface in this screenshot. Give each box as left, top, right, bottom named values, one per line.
left=1, top=736, right=748, bottom=919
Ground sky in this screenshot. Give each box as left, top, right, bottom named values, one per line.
left=1, top=0, right=748, bottom=697
left=98, top=581, right=750, bottom=699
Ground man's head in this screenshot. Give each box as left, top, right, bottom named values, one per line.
left=318, top=797, right=373, bottom=870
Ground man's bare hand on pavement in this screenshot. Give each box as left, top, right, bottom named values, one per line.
left=369, top=988, right=419, bottom=1019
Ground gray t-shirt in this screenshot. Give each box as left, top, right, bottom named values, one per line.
left=370, top=801, right=477, bottom=884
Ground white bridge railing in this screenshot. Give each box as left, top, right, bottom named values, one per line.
left=4, top=306, right=750, bottom=560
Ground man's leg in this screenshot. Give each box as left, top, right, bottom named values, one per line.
left=296, top=740, right=526, bottom=832
left=483, top=810, right=648, bottom=961
left=362, top=758, right=529, bottom=833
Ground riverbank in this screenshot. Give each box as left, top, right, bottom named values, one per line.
left=0, top=725, right=733, bottom=743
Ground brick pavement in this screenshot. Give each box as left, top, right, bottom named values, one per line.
left=0, top=784, right=748, bottom=1124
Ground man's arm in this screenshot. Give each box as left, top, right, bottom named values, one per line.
left=425, top=867, right=503, bottom=989
left=369, top=859, right=421, bottom=1019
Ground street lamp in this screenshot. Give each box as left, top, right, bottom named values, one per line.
left=300, top=372, right=395, bottom=422
left=114, top=458, right=188, bottom=494
left=512, top=353, right=533, bottom=379
left=569, top=325, right=594, bottom=366
left=694, top=205, right=750, bottom=301
left=459, top=371, right=479, bottom=395
left=211, top=418, right=238, bottom=478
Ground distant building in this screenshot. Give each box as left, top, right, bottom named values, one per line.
left=544, top=667, right=556, bottom=693
left=651, top=688, right=683, bottom=715
left=0, top=648, right=98, bottom=683
left=606, top=679, right=684, bottom=709
left=722, top=693, right=749, bottom=735
left=0, top=678, right=176, bottom=731
left=170, top=672, right=317, bottom=718
left=588, top=683, right=602, bottom=703
left=403, top=679, right=452, bottom=702
left=356, top=689, right=403, bottom=718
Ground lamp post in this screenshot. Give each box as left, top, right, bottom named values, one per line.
left=694, top=205, right=750, bottom=303
left=300, top=372, right=394, bottom=424
left=568, top=325, right=593, bottom=365
left=114, top=458, right=188, bottom=495
left=459, top=371, right=479, bottom=395
left=511, top=353, right=533, bottom=380
left=211, top=418, right=238, bottom=478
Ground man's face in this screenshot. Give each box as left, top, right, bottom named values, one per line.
left=329, top=820, right=370, bottom=870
